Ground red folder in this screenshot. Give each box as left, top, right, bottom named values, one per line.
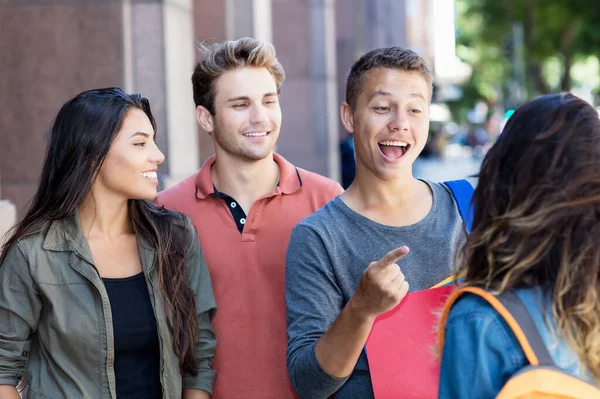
left=365, top=284, right=455, bottom=399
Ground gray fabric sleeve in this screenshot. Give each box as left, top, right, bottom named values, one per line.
left=285, top=224, right=349, bottom=399
left=0, top=243, right=41, bottom=386
left=182, top=218, right=218, bottom=394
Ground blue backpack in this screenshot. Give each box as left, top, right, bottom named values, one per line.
left=444, top=179, right=474, bottom=233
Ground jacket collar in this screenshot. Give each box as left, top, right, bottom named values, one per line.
left=43, top=210, right=156, bottom=273
left=44, top=211, right=91, bottom=256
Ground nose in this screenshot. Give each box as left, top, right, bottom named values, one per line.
left=151, top=142, right=165, bottom=165
left=388, top=110, right=409, bottom=132
left=249, top=103, right=269, bottom=125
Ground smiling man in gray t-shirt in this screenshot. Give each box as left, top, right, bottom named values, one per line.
left=285, top=47, right=470, bottom=399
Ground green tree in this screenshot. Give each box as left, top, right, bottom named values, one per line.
left=461, top=0, right=600, bottom=96
left=447, top=0, right=600, bottom=123
left=446, top=0, right=509, bottom=123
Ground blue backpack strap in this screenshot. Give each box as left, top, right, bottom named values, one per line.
left=444, top=179, right=474, bottom=233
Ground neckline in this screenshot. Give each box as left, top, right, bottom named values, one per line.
left=101, top=271, right=144, bottom=283
left=332, top=180, right=439, bottom=231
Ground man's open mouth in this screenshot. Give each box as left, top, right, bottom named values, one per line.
left=378, top=140, right=410, bottom=159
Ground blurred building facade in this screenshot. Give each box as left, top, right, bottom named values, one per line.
left=0, top=0, right=456, bottom=230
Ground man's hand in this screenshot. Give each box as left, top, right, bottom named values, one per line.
left=311, top=246, right=410, bottom=380
left=350, top=246, right=410, bottom=320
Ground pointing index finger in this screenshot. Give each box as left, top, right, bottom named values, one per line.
left=374, top=246, right=410, bottom=269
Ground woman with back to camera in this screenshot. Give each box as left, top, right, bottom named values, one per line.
left=438, top=93, right=600, bottom=398
left=0, top=88, right=216, bottom=399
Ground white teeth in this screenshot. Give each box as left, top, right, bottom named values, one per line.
left=244, top=132, right=268, bottom=137
left=141, top=171, right=157, bottom=179
left=379, top=140, right=408, bottom=147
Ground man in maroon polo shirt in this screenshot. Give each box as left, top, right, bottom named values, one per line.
left=157, top=38, right=343, bottom=398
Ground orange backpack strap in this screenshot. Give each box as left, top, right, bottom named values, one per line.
left=437, top=287, right=554, bottom=367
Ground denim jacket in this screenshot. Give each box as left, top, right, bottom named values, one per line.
left=0, top=212, right=217, bottom=398
left=439, top=287, right=595, bottom=398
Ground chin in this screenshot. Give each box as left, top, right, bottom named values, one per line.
left=240, top=149, right=274, bottom=161
left=130, top=192, right=158, bottom=202
left=372, top=160, right=411, bottom=179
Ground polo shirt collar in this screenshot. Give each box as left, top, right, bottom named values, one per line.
left=194, top=153, right=302, bottom=200
left=194, top=156, right=217, bottom=199
left=274, top=153, right=303, bottom=194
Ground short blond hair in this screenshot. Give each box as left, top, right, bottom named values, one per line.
left=192, top=37, right=286, bottom=114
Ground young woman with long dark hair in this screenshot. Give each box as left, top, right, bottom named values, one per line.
left=0, top=88, right=216, bottom=399
left=438, top=93, right=600, bottom=397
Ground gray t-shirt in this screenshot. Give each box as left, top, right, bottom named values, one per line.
left=285, top=181, right=467, bottom=399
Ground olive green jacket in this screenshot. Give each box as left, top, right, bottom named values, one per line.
left=0, top=212, right=217, bottom=398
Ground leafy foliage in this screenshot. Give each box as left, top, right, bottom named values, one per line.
left=449, top=0, right=600, bottom=122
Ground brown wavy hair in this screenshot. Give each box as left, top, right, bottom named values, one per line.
left=192, top=37, right=285, bottom=115
left=458, top=93, right=600, bottom=381
left=1, top=88, right=201, bottom=375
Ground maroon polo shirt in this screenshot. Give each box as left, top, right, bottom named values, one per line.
left=157, top=153, right=343, bottom=398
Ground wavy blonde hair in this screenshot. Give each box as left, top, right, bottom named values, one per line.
left=458, top=93, right=600, bottom=382
left=191, top=37, right=285, bottom=115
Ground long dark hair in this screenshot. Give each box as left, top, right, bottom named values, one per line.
left=1, top=88, right=201, bottom=375
left=459, top=93, right=600, bottom=380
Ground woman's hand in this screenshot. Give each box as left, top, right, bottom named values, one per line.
left=0, top=385, right=22, bottom=399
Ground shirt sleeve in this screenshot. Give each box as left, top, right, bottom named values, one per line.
left=181, top=218, right=218, bottom=394
left=438, top=295, right=527, bottom=399
left=285, top=224, right=348, bottom=399
left=0, top=242, right=42, bottom=386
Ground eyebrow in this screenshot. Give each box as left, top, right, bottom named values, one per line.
left=368, top=91, right=391, bottom=102
left=227, top=92, right=278, bottom=102
left=368, top=91, right=427, bottom=102
left=129, top=132, right=153, bottom=139
left=409, top=93, right=427, bottom=101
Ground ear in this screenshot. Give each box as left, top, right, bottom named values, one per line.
left=196, top=106, right=214, bottom=134
left=340, top=102, right=355, bottom=135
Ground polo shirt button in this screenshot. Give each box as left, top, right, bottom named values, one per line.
left=240, top=218, right=246, bottom=224
left=231, top=202, right=237, bottom=208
